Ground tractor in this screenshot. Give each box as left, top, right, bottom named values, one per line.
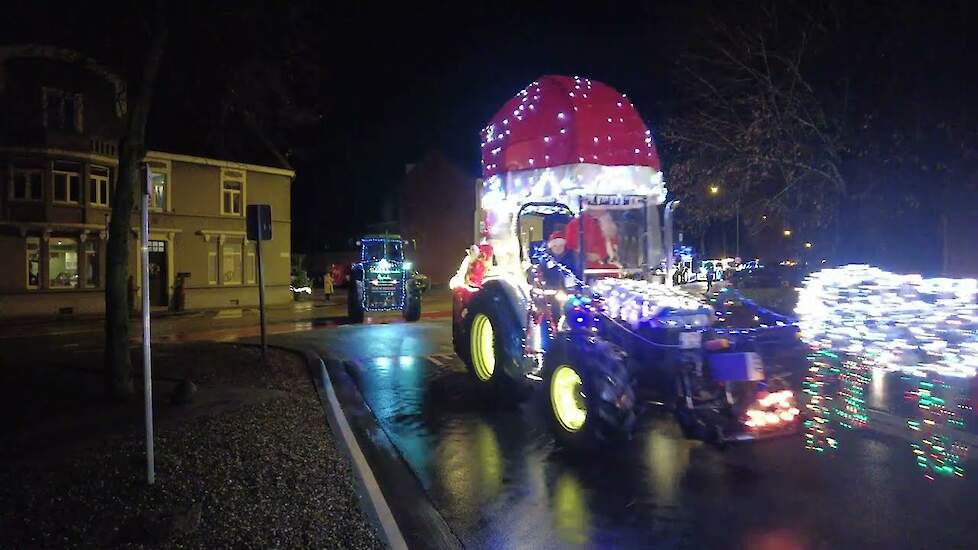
left=450, top=75, right=803, bottom=451
left=348, top=234, right=422, bottom=323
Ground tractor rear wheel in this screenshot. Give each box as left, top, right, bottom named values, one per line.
left=403, top=286, right=421, bottom=322
left=461, top=289, right=529, bottom=400
left=543, top=335, right=636, bottom=452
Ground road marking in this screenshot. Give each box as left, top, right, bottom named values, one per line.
left=315, top=358, right=408, bottom=550
left=427, top=355, right=445, bottom=367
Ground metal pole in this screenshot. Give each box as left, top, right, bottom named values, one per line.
left=141, top=165, right=155, bottom=485
left=664, top=200, right=678, bottom=287
left=256, top=208, right=268, bottom=360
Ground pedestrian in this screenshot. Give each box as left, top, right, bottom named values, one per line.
left=706, top=263, right=715, bottom=292
left=323, top=272, right=334, bottom=303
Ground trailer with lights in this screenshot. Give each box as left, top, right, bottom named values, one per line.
left=449, top=75, right=803, bottom=450
left=347, top=234, right=422, bottom=323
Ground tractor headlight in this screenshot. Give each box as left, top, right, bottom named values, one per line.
left=403, top=261, right=413, bottom=271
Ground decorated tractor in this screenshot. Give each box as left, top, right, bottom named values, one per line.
left=348, top=234, right=422, bottom=323
left=451, top=75, right=804, bottom=450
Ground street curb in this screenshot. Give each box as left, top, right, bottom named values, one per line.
left=300, top=349, right=408, bottom=550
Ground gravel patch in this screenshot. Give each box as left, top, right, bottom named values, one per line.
left=0, top=346, right=385, bottom=549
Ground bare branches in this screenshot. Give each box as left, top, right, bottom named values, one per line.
left=665, top=1, right=847, bottom=233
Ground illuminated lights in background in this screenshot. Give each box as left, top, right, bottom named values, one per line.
left=797, top=265, right=978, bottom=378
left=908, top=376, right=969, bottom=480
left=803, top=351, right=840, bottom=453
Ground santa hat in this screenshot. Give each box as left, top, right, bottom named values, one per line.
left=477, top=243, right=494, bottom=257
left=548, top=230, right=567, bottom=247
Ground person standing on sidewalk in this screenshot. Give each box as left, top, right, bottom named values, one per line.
left=323, top=272, right=334, bottom=303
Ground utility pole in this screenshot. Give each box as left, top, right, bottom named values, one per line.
left=141, top=165, right=155, bottom=485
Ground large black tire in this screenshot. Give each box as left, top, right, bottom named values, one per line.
left=403, top=286, right=421, bottom=322
left=459, top=287, right=530, bottom=400
left=543, top=335, right=636, bottom=452
left=347, top=281, right=364, bottom=323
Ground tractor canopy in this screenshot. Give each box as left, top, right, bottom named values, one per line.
left=480, top=75, right=666, bottom=219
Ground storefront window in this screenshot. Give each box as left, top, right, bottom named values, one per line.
left=26, top=237, right=40, bottom=289
left=49, top=238, right=78, bottom=288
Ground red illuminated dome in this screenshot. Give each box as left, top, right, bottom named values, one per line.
left=480, top=75, right=661, bottom=179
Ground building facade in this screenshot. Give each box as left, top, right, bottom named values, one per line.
left=399, top=150, right=476, bottom=285
left=0, top=46, right=293, bottom=318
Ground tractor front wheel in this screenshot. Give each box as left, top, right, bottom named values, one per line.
left=543, top=335, right=636, bottom=452
left=461, top=289, right=529, bottom=401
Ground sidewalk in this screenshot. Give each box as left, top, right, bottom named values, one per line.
left=0, top=341, right=383, bottom=548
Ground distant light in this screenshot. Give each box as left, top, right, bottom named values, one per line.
left=783, top=229, right=793, bottom=237
left=709, top=185, right=720, bottom=195
left=804, top=242, right=813, bottom=248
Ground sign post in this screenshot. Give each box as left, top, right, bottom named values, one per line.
left=247, top=205, right=272, bottom=359
left=141, top=165, right=155, bottom=485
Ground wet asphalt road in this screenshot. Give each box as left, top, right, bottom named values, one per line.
left=276, top=318, right=978, bottom=549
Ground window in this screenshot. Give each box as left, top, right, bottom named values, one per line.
left=49, top=238, right=78, bottom=289
left=223, top=239, right=242, bottom=284
left=42, top=88, right=83, bottom=132
left=207, top=241, right=218, bottom=285
left=53, top=163, right=81, bottom=204
left=89, top=166, right=111, bottom=207
left=246, top=243, right=256, bottom=284
left=26, top=238, right=40, bottom=289
left=85, top=241, right=98, bottom=287
left=11, top=168, right=43, bottom=201
left=221, top=169, right=245, bottom=215
left=147, top=161, right=169, bottom=210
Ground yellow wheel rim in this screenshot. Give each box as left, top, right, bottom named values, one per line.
left=471, top=313, right=495, bottom=381
left=551, top=365, right=587, bottom=432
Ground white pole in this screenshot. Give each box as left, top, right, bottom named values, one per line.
left=142, top=165, right=155, bottom=485
left=256, top=208, right=267, bottom=360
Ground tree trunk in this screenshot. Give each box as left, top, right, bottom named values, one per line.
left=103, top=5, right=167, bottom=399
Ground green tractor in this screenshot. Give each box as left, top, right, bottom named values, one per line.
left=347, top=234, right=423, bottom=323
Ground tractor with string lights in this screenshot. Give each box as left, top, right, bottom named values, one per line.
left=347, top=234, right=422, bottom=323
left=450, top=75, right=804, bottom=451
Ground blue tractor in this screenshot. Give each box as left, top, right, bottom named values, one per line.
left=347, top=234, right=422, bottom=323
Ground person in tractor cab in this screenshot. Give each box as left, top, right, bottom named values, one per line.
left=565, top=208, right=620, bottom=269
left=544, top=230, right=581, bottom=284
left=464, top=243, right=494, bottom=288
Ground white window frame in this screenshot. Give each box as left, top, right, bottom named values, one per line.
left=26, top=237, right=40, bottom=290
left=222, top=239, right=243, bottom=285
left=221, top=168, right=246, bottom=216
left=52, top=167, right=81, bottom=204
left=10, top=167, right=44, bottom=201
left=147, top=159, right=170, bottom=211
left=89, top=165, right=111, bottom=207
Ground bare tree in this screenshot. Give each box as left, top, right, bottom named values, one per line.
left=663, top=3, right=847, bottom=241
left=104, top=3, right=167, bottom=398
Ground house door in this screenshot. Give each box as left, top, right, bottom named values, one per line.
left=147, top=240, right=168, bottom=307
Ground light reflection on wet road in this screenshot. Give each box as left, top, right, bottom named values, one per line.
left=273, top=319, right=978, bottom=549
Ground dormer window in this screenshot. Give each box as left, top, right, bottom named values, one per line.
left=42, top=87, right=84, bottom=133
